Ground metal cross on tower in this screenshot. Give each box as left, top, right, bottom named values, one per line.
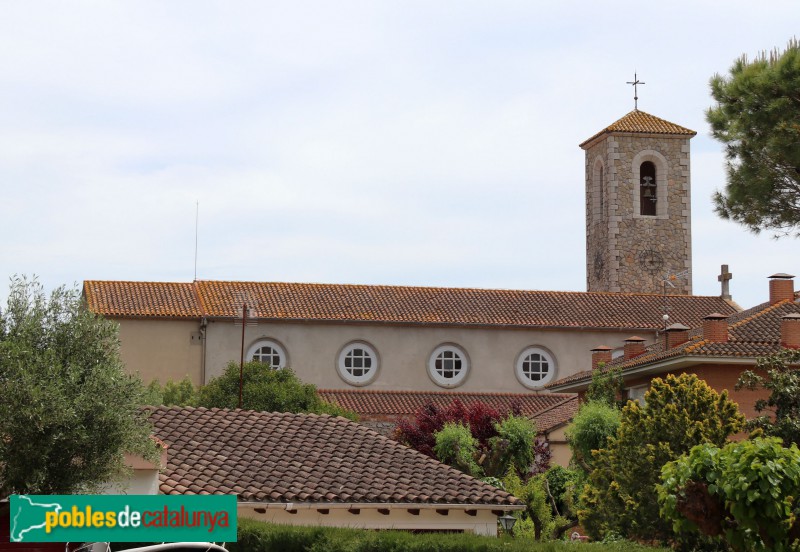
left=626, top=72, right=645, bottom=109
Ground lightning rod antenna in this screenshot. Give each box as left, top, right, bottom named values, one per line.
left=194, top=201, right=199, bottom=281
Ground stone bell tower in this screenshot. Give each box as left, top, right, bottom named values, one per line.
left=581, top=109, right=696, bottom=295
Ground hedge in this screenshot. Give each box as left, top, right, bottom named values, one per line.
left=225, top=518, right=668, bottom=552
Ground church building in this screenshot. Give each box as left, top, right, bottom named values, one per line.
left=84, top=109, right=738, bottom=397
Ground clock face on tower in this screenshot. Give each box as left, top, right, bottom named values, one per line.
left=637, top=249, right=664, bottom=274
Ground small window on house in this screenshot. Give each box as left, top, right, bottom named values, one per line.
left=627, top=385, right=648, bottom=405
left=247, top=339, right=287, bottom=370
left=337, top=341, right=379, bottom=386
left=428, top=344, right=470, bottom=388
left=640, top=161, right=657, bottom=216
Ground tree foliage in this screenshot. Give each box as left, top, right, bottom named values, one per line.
left=0, top=277, right=156, bottom=496
left=579, top=373, right=745, bottom=543
left=566, top=400, right=621, bottom=472
left=394, top=399, right=509, bottom=458
left=394, top=400, right=550, bottom=478
left=198, top=361, right=357, bottom=419
left=659, top=437, right=800, bottom=551
left=707, top=39, right=800, bottom=236
left=737, top=348, right=800, bottom=447
left=585, top=365, right=625, bottom=408
left=434, top=422, right=482, bottom=476
left=144, top=376, right=199, bottom=406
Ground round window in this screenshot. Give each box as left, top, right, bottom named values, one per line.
left=246, top=339, right=287, bottom=370
left=337, top=342, right=379, bottom=386
left=428, top=344, right=470, bottom=388
left=515, top=347, right=556, bottom=388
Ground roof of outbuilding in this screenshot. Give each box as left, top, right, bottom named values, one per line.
left=84, top=279, right=737, bottom=331
left=317, top=389, right=577, bottom=432
left=148, top=406, right=522, bottom=506
left=548, top=296, right=800, bottom=390
left=579, top=109, right=696, bottom=148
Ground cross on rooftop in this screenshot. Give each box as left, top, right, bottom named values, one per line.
left=718, top=264, right=733, bottom=300
left=626, top=72, right=645, bottom=110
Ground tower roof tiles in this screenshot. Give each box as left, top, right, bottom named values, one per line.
left=580, top=109, right=696, bottom=148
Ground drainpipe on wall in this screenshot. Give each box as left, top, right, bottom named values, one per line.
left=200, top=317, right=208, bottom=385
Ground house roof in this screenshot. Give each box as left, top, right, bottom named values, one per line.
left=531, top=396, right=580, bottom=433
left=148, top=406, right=522, bottom=507
left=579, top=109, right=697, bottom=148
left=317, top=389, right=577, bottom=432
left=84, top=279, right=737, bottom=331
left=548, top=296, right=800, bottom=391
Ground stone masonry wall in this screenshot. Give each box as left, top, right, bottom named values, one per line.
left=585, top=133, right=692, bottom=295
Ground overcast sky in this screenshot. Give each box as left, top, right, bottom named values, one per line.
left=1, top=1, right=798, bottom=310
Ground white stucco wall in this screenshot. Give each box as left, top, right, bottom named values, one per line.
left=239, top=504, right=502, bottom=536
left=100, top=452, right=165, bottom=495
left=203, top=320, right=654, bottom=392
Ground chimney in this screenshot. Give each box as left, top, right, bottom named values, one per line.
left=591, top=345, right=613, bottom=370
left=623, top=336, right=646, bottom=360
left=781, top=313, right=800, bottom=349
left=703, top=313, right=729, bottom=343
left=664, top=323, right=690, bottom=349
left=769, top=273, right=795, bottom=305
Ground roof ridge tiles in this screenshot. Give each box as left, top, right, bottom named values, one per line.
left=105, top=278, right=725, bottom=299
left=728, top=298, right=792, bottom=331
left=190, top=281, right=209, bottom=318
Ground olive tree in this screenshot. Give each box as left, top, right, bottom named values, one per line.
left=0, top=277, right=155, bottom=496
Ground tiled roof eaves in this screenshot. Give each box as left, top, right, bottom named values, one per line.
left=99, top=314, right=202, bottom=321
left=548, top=354, right=760, bottom=392
left=202, top=315, right=668, bottom=332
left=237, top=501, right=526, bottom=511
left=580, top=130, right=695, bottom=149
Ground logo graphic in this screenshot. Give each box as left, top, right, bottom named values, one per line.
left=9, top=495, right=237, bottom=543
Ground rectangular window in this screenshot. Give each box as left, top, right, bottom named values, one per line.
left=627, top=385, right=648, bottom=405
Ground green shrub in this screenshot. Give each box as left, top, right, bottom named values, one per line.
left=228, top=517, right=670, bottom=551
left=579, top=373, right=744, bottom=543
left=434, top=421, right=482, bottom=476
left=659, top=437, right=800, bottom=551
left=565, top=400, right=621, bottom=472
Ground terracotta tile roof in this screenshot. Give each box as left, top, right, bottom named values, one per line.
left=84, top=281, right=202, bottom=319
left=318, top=389, right=574, bottom=418
left=85, top=279, right=737, bottom=330
left=148, top=406, right=522, bottom=506
left=580, top=109, right=696, bottom=148
left=531, top=396, right=580, bottom=433
left=548, top=298, right=800, bottom=390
